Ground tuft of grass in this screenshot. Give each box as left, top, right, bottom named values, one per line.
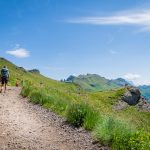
left=83, top=108, right=100, bottom=130
left=29, top=90, right=46, bottom=105
left=66, top=103, right=88, bottom=127
left=66, top=103, right=100, bottom=130
left=21, top=85, right=33, bottom=97
left=93, top=117, right=134, bottom=150
left=43, top=101, right=68, bottom=115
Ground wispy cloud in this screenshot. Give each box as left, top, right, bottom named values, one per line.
left=123, top=73, right=150, bottom=85
left=6, top=48, right=30, bottom=58
left=124, top=73, right=141, bottom=81
left=123, top=73, right=143, bottom=85
left=66, top=9, right=150, bottom=31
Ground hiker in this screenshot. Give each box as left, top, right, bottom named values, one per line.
left=0, top=66, right=9, bottom=93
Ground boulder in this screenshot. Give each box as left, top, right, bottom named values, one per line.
left=122, top=86, right=141, bottom=105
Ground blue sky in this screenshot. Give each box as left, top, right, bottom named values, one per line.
left=0, top=0, right=150, bottom=85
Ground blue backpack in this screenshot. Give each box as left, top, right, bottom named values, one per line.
left=1, top=68, right=9, bottom=78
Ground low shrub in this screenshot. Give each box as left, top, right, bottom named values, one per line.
left=66, top=103, right=89, bottom=127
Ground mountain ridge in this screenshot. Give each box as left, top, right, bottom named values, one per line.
left=66, top=74, right=132, bottom=92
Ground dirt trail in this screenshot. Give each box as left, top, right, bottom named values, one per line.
left=0, top=87, right=108, bottom=150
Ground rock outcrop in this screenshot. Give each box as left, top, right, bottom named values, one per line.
left=122, top=86, right=141, bottom=105
left=114, top=86, right=150, bottom=112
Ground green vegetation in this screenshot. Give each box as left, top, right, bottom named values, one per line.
left=21, top=82, right=150, bottom=150
left=128, top=130, right=150, bottom=150
left=67, top=103, right=88, bottom=127
left=93, top=117, right=133, bottom=149
left=1, top=58, right=150, bottom=149
left=66, top=103, right=99, bottom=129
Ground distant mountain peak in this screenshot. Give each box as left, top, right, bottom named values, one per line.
left=66, top=75, right=76, bottom=81
left=111, top=78, right=133, bottom=87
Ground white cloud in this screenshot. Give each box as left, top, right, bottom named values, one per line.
left=123, top=73, right=150, bottom=85
left=124, top=73, right=141, bottom=81
left=123, top=73, right=141, bottom=85
left=138, top=81, right=150, bottom=86
left=6, top=48, right=30, bottom=58
left=66, top=9, right=150, bottom=31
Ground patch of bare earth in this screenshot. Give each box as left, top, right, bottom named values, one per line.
left=0, top=87, right=109, bottom=150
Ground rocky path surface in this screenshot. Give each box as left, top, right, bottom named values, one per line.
left=0, top=87, right=109, bottom=150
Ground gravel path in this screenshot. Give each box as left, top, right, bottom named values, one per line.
left=0, top=87, right=109, bottom=150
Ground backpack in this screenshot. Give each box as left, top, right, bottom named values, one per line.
left=1, top=68, right=9, bottom=78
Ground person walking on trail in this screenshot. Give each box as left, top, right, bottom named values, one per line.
left=0, top=66, right=9, bottom=93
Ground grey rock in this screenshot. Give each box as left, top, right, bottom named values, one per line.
left=122, top=86, right=141, bottom=105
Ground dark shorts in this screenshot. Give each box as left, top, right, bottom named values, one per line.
left=1, top=77, right=8, bottom=85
